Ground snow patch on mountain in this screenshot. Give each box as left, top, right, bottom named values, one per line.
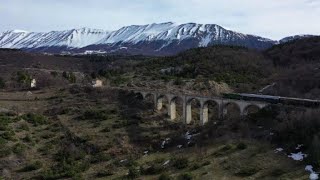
left=0, top=22, right=279, bottom=55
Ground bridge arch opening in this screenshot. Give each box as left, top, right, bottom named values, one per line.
left=144, top=93, right=155, bottom=102
left=156, top=95, right=169, bottom=113
left=202, top=100, right=220, bottom=124
left=133, top=92, right=144, bottom=100
left=223, top=102, right=241, bottom=120
left=186, top=98, right=201, bottom=125
left=243, top=104, right=261, bottom=116
left=168, top=96, right=184, bottom=122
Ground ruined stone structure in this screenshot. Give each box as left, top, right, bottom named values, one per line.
left=132, top=90, right=269, bottom=125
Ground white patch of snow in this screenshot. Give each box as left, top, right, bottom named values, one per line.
left=296, top=144, right=304, bottom=150
left=185, top=131, right=192, bottom=140
left=310, top=173, right=319, bottom=180
left=120, top=159, right=128, bottom=163
left=288, top=152, right=307, bottom=161
left=177, top=145, right=183, bottom=149
left=163, top=160, right=170, bottom=166
left=305, top=165, right=319, bottom=180
left=275, top=148, right=284, bottom=153
left=161, top=138, right=171, bottom=149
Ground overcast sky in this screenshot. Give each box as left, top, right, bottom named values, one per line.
left=1, top=0, right=319, bottom=39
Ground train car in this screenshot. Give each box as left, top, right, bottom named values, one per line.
left=239, top=93, right=280, bottom=104
left=279, top=97, right=320, bottom=108
left=222, top=93, right=280, bottom=103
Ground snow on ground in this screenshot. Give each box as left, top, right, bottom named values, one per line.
left=161, top=138, right=171, bottom=149
left=288, top=152, right=308, bottom=161
left=305, top=165, right=319, bottom=180
left=274, top=148, right=284, bottom=153
left=296, top=144, right=304, bottom=150
left=163, top=160, right=170, bottom=166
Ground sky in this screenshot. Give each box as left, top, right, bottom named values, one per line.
left=0, top=0, right=320, bottom=40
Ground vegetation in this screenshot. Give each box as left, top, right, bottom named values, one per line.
left=0, top=77, right=5, bottom=89
left=21, top=113, right=47, bottom=126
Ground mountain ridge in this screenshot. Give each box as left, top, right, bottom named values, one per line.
left=0, top=22, right=315, bottom=55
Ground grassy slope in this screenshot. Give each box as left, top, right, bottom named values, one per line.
left=0, top=87, right=311, bottom=179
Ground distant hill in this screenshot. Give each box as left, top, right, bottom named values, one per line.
left=264, top=37, right=320, bottom=98
left=265, top=36, right=320, bottom=66
left=279, top=34, right=317, bottom=44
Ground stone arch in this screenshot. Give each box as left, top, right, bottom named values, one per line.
left=133, top=92, right=144, bottom=100
left=167, top=96, right=184, bottom=121
left=243, top=104, right=261, bottom=116
left=223, top=101, right=241, bottom=119
left=202, top=99, right=220, bottom=125
left=185, top=97, right=201, bottom=125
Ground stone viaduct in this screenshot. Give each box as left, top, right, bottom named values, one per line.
left=130, top=90, right=269, bottom=125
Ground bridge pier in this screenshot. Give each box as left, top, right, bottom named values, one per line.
left=168, top=100, right=176, bottom=120
left=156, top=96, right=163, bottom=111
left=200, top=103, right=209, bottom=125
left=185, top=102, right=192, bottom=124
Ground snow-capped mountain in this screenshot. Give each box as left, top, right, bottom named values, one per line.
left=0, top=22, right=277, bottom=55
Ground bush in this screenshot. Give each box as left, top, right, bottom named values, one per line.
left=236, top=142, right=247, bottom=150
left=127, top=166, right=140, bottom=179
left=1, top=129, right=15, bottom=140
left=158, top=173, right=172, bottom=180
left=50, top=71, right=58, bottom=77
left=12, top=143, right=27, bottom=155
left=19, top=161, right=42, bottom=172
left=178, top=173, right=193, bottom=180
left=142, top=164, right=164, bottom=175
left=172, top=157, right=189, bottom=169
left=0, top=147, right=11, bottom=158
left=235, top=166, right=260, bottom=177
left=96, top=167, right=114, bottom=177
left=21, top=113, right=47, bottom=126
left=0, top=77, right=5, bottom=89
left=80, top=110, right=108, bottom=121
left=308, top=135, right=320, bottom=168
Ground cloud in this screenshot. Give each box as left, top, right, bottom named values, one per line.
left=0, top=0, right=319, bottom=39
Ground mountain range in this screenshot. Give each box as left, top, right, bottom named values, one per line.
left=0, top=22, right=316, bottom=56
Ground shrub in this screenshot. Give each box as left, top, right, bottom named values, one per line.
left=21, top=113, right=47, bottom=126
left=236, top=142, right=247, bottom=150
left=0, top=77, right=5, bottom=89
left=172, top=157, right=189, bottom=169
left=96, top=169, right=113, bottom=177
left=80, top=110, right=108, bottom=121
left=12, top=143, right=27, bottom=155
left=178, top=173, right=193, bottom=180
left=19, top=161, right=42, bottom=172
left=142, top=164, right=164, bottom=175
left=235, top=166, right=260, bottom=177
left=127, top=166, right=140, bottom=179
left=17, top=71, right=31, bottom=85
left=1, top=129, right=15, bottom=140
left=91, top=152, right=111, bottom=163
left=50, top=71, right=58, bottom=77
left=158, top=173, right=172, bottom=180
left=308, top=135, right=320, bottom=168
left=0, top=147, right=11, bottom=158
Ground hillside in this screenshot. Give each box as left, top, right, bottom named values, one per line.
left=264, top=37, right=320, bottom=98
left=0, top=87, right=316, bottom=179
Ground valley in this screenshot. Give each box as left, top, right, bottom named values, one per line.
left=0, top=36, right=320, bottom=180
